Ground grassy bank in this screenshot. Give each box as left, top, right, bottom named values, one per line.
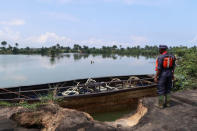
left=0, top=90, right=62, bottom=109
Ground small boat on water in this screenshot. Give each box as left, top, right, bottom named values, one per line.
left=0, top=74, right=157, bottom=113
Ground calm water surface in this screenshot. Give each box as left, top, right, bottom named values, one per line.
left=92, top=107, right=136, bottom=122
left=0, top=54, right=155, bottom=88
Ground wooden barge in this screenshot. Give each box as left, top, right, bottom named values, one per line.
left=0, top=74, right=157, bottom=113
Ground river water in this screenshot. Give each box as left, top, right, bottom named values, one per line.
left=0, top=54, right=155, bottom=88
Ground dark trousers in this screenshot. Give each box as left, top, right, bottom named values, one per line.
left=157, top=70, right=173, bottom=95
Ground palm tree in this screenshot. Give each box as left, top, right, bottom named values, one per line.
left=1, top=41, right=7, bottom=48
left=56, top=43, right=60, bottom=49
left=8, top=44, right=12, bottom=50
left=15, top=43, right=19, bottom=47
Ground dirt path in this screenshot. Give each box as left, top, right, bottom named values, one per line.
left=131, top=89, right=197, bottom=131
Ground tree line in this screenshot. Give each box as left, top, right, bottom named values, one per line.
left=1, top=41, right=196, bottom=57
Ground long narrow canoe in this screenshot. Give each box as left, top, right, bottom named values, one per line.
left=0, top=74, right=157, bottom=113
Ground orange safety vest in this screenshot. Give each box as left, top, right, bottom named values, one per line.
left=155, top=51, right=174, bottom=71
left=163, top=56, right=174, bottom=69
left=155, top=58, right=159, bottom=71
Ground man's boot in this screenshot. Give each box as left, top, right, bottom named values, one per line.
left=156, top=95, right=165, bottom=109
left=165, top=94, right=171, bottom=107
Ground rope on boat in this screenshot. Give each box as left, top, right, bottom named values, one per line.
left=62, top=86, right=79, bottom=96
left=0, top=88, right=31, bottom=99
left=62, top=90, right=79, bottom=96
left=125, top=76, right=140, bottom=88
left=110, top=78, right=121, bottom=82
left=85, top=78, right=96, bottom=85
left=61, top=76, right=154, bottom=96
left=62, top=78, right=98, bottom=96
left=105, top=84, right=117, bottom=90
left=127, top=76, right=140, bottom=81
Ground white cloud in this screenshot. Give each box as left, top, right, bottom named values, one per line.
left=0, top=28, right=21, bottom=41
left=26, top=32, right=75, bottom=47
left=0, top=19, right=25, bottom=26
left=130, top=35, right=149, bottom=46
left=0, top=28, right=147, bottom=48
left=26, top=32, right=134, bottom=47
left=80, top=38, right=132, bottom=47
left=0, top=28, right=74, bottom=47
left=190, top=35, right=197, bottom=43
left=1, top=28, right=194, bottom=48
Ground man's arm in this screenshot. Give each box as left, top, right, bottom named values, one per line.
left=154, top=56, right=162, bottom=83
left=172, top=55, right=176, bottom=80
left=154, top=70, right=160, bottom=83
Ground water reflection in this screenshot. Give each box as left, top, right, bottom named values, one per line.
left=0, top=54, right=155, bottom=88
left=49, top=54, right=71, bottom=65
left=73, top=53, right=89, bottom=61
left=49, top=53, right=155, bottom=64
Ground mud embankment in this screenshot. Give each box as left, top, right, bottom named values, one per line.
left=0, top=89, right=196, bottom=131
left=0, top=101, right=146, bottom=131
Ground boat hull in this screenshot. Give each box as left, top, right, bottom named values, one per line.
left=58, top=85, right=157, bottom=113
left=0, top=74, right=157, bottom=113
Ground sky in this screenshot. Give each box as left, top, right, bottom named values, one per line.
left=0, top=0, right=197, bottom=48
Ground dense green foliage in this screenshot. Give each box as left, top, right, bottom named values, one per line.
left=174, top=47, right=197, bottom=91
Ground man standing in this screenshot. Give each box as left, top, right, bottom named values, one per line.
left=154, top=45, right=176, bottom=108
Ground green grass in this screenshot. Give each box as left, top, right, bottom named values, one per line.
left=0, top=101, right=44, bottom=110
left=0, top=89, right=63, bottom=110
left=0, top=101, right=13, bottom=107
